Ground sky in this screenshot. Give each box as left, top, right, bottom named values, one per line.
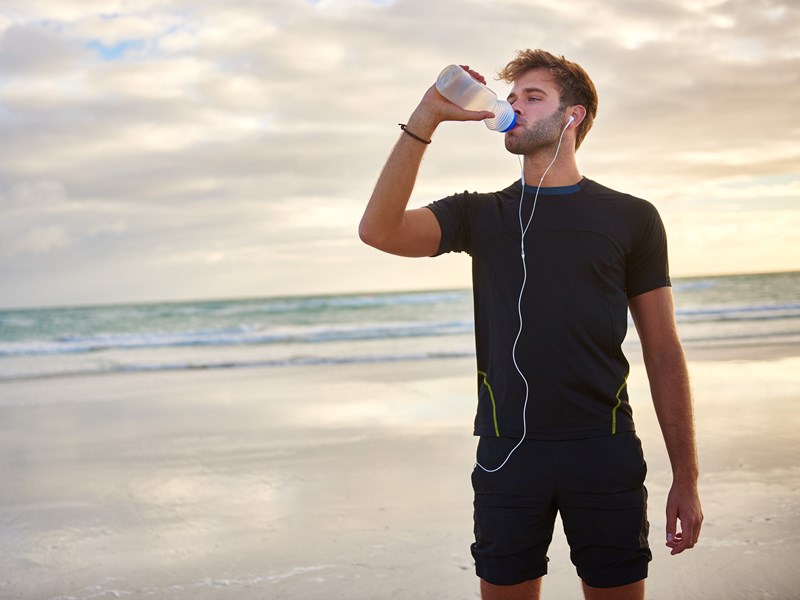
left=0, top=0, right=798, bottom=309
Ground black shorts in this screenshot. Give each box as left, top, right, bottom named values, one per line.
left=471, top=432, right=651, bottom=588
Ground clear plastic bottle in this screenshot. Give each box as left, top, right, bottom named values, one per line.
left=435, top=64, right=517, bottom=132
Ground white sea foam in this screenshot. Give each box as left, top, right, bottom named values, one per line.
left=1, top=273, right=798, bottom=380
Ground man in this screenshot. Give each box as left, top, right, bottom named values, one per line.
left=358, top=49, right=702, bottom=600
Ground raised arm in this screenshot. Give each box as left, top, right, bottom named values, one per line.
left=358, top=67, right=494, bottom=257
left=628, top=286, right=703, bottom=555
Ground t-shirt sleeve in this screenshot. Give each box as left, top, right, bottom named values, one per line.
left=626, top=201, right=671, bottom=298
left=426, top=191, right=473, bottom=256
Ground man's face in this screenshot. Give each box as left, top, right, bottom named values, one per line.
left=504, top=69, right=567, bottom=156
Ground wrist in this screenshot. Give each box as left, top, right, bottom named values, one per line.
left=406, top=107, right=440, bottom=140
left=672, top=468, right=699, bottom=485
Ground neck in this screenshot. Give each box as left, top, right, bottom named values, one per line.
left=521, top=149, right=581, bottom=188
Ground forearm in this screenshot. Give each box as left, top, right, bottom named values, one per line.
left=644, top=342, right=699, bottom=482
left=630, top=287, right=703, bottom=551
left=358, top=113, right=437, bottom=246
left=359, top=69, right=493, bottom=255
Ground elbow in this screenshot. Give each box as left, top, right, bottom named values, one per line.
left=358, top=219, right=375, bottom=247
left=358, top=218, right=384, bottom=250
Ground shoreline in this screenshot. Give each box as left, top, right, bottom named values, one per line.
left=1, top=337, right=798, bottom=387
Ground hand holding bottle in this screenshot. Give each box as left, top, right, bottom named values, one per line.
left=405, top=66, right=498, bottom=140
left=434, top=64, right=516, bottom=132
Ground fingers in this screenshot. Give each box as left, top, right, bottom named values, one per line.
left=458, top=64, right=487, bottom=85
left=417, top=65, right=492, bottom=124
left=668, top=529, right=694, bottom=554
left=665, top=481, right=703, bottom=555
left=470, top=110, right=496, bottom=121
left=666, top=512, right=703, bottom=555
left=665, top=503, right=679, bottom=552
left=421, top=86, right=495, bottom=123
left=694, top=512, right=703, bottom=545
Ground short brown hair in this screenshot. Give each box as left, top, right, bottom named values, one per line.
left=498, top=49, right=598, bottom=150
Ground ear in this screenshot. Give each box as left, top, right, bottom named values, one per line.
left=566, top=105, right=588, bottom=128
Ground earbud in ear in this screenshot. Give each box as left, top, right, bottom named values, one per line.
left=567, top=115, right=575, bottom=125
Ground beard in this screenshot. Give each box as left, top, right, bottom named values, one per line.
left=504, top=106, right=567, bottom=156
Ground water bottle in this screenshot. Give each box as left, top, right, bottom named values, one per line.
left=435, top=64, right=517, bottom=132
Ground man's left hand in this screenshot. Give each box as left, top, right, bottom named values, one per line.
left=665, top=480, right=703, bottom=555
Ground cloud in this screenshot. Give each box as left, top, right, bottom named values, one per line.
left=7, top=225, right=72, bottom=256
left=0, top=0, right=798, bottom=307
left=0, top=22, right=89, bottom=75
left=1, top=181, right=71, bottom=257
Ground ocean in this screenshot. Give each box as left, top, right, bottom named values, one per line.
left=0, top=271, right=798, bottom=381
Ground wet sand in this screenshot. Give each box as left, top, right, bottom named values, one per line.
left=1, top=345, right=799, bottom=599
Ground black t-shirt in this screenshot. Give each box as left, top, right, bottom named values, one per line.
left=427, top=177, right=670, bottom=440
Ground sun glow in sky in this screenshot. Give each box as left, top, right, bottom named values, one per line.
left=1, top=0, right=798, bottom=308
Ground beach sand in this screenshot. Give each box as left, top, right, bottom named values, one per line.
left=1, top=345, right=799, bottom=599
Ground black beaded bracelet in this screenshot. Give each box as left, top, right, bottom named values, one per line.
left=399, top=123, right=432, bottom=144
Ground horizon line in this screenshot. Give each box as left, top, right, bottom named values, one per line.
left=1, top=268, right=798, bottom=313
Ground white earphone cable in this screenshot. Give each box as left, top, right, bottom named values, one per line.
left=475, top=117, right=573, bottom=473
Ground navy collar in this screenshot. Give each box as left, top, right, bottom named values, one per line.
left=522, top=177, right=583, bottom=196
